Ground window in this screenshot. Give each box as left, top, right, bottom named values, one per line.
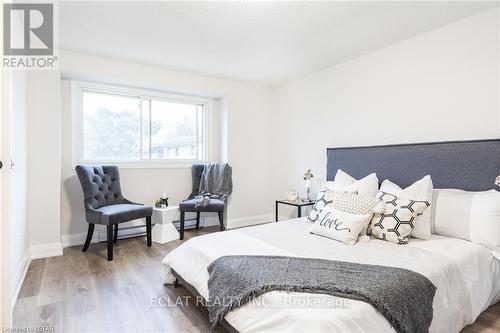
left=72, top=81, right=212, bottom=167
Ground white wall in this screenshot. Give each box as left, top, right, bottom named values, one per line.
left=26, top=71, right=63, bottom=257
left=21, top=7, right=500, bottom=250
left=6, top=69, right=37, bottom=312
left=1, top=65, right=13, bottom=329
left=10, top=70, right=29, bottom=300
left=271, top=8, right=500, bottom=213
left=59, top=50, right=275, bottom=244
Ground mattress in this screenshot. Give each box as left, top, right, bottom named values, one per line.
left=162, top=218, right=500, bottom=333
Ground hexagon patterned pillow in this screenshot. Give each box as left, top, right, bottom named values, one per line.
left=369, top=191, right=430, bottom=245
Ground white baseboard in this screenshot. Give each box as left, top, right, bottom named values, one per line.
left=62, top=231, right=99, bottom=248
left=227, top=213, right=274, bottom=229
left=61, top=213, right=274, bottom=248
left=96, top=225, right=148, bottom=242
left=63, top=220, right=218, bottom=248
left=30, top=242, right=63, bottom=259
left=277, top=214, right=296, bottom=221
left=192, top=214, right=224, bottom=228
left=63, top=224, right=152, bottom=248
left=178, top=213, right=274, bottom=229
left=11, top=249, right=31, bottom=306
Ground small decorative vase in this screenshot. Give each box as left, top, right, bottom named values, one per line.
left=303, top=169, right=314, bottom=202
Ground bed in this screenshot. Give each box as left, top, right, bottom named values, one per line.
left=162, top=139, right=500, bottom=333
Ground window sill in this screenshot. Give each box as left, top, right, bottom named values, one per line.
left=72, top=160, right=208, bottom=170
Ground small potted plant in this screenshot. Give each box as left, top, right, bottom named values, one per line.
left=155, top=194, right=169, bottom=208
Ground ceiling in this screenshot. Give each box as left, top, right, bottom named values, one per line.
left=59, top=1, right=499, bottom=85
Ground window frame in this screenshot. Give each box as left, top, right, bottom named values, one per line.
left=71, top=80, right=214, bottom=169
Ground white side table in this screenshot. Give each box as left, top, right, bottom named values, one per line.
left=152, top=206, right=180, bottom=244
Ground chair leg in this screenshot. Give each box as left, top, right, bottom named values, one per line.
left=146, top=216, right=152, bottom=247
left=107, top=225, right=113, bottom=261
left=180, top=211, right=185, bottom=240
left=82, top=224, right=94, bottom=252
left=196, top=212, right=200, bottom=230
left=113, top=224, right=118, bottom=243
left=218, top=211, right=225, bottom=231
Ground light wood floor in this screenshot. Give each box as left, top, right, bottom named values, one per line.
left=13, top=226, right=500, bottom=333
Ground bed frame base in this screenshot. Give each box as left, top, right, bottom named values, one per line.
left=171, top=269, right=239, bottom=333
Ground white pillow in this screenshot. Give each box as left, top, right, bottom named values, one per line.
left=327, top=192, right=384, bottom=236
left=308, top=208, right=372, bottom=245
left=432, top=189, right=500, bottom=259
left=307, top=191, right=383, bottom=225
left=323, top=170, right=379, bottom=197
left=379, top=175, right=433, bottom=240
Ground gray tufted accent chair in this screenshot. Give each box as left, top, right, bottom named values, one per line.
left=75, top=165, right=153, bottom=261
left=178, top=164, right=228, bottom=240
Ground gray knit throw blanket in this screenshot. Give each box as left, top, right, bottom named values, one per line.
left=207, top=255, right=436, bottom=333
left=195, top=163, right=232, bottom=208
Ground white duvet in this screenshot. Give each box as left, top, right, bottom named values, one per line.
left=162, top=218, right=500, bottom=333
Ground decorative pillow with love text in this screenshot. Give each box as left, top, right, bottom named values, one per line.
left=308, top=207, right=372, bottom=245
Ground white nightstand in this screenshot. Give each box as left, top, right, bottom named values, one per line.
left=152, top=206, right=180, bottom=244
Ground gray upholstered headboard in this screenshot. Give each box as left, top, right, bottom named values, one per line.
left=326, top=139, right=500, bottom=191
